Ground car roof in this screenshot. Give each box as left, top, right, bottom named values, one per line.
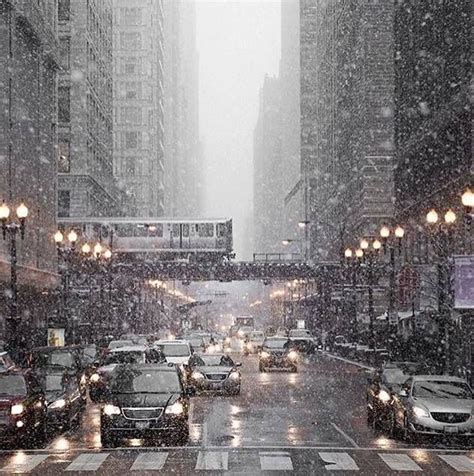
left=31, top=345, right=81, bottom=353
left=109, top=345, right=147, bottom=353
left=194, top=352, right=225, bottom=358
left=411, top=375, right=468, bottom=383
left=155, top=340, right=189, bottom=345
left=116, top=363, right=178, bottom=372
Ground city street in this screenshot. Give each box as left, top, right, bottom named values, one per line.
left=0, top=354, right=472, bottom=474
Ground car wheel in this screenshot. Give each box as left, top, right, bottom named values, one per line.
left=259, top=363, right=265, bottom=372
left=367, top=406, right=374, bottom=427
left=403, top=415, right=413, bottom=442
left=101, top=430, right=119, bottom=448
left=176, top=425, right=189, bottom=445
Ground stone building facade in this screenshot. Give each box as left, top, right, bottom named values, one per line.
left=57, top=0, right=120, bottom=218
left=0, top=0, right=59, bottom=335
left=300, top=0, right=395, bottom=261
left=112, top=0, right=165, bottom=217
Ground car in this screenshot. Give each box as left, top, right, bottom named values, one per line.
left=39, top=370, right=84, bottom=432
left=237, top=326, right=253, bottom=340
left=154, top=340, right=192, bottom=365
left=99, top=364, right=194, bottom=447
left=258, top=337, right=298, bottom=372
left=108, top=340, right=134, bottom=350
left=288, top=329, right=317, bottom=354
left=0, top=369, right=46, bottom=447
left=188, top=353, right=241, bottom=395
left=243, top=331, right=265, bottom=355
left=390, top=375, right=474, bottom=440
left=89, top=345, right=165, bottom=402
left=185, top=336, right=207, bottom=353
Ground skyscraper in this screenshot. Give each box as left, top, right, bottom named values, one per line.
left=57, top=0, right=120, bottom=218
left=112, top=0, right=165, bottom=217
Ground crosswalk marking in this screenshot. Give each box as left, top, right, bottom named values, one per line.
left=379, top=454, right=422, bottom=471
left=195, top=451, right=228, bottom=470
left=259, top=451, right=294, bottom=471
left=319, top=452, right=359, bottom=470
left=65, top=453, right=109, bottom=472
left=0, top=454, right=48, bottom=473
left=439, top=455, right=474, bottom=473
left=130, top=452, right=168, bottom=471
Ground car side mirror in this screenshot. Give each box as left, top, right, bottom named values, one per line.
left=398, top=389, right=408, bottom=398
left=186, top=386, right=196, bottom=397
left=235, top=362, right=242, bottom=368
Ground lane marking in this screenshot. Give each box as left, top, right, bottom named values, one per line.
left=259, top=452, right=294, bottom=471
left=331, top=423, right=360, bottom=448
left=439, top=454, right=474, bottom=472
left=130, top=452, right=168, bottom=471
left=321, top=352, right=375, bottom=371
left=195, top=451, right=228, bottom=470
left=0, top=454, right=48, bottom=473
left=65, top=453, right=109, bottom=471
left=319, top=452, right=359, bottom=470
left=379, top=453, right=422, bottom=471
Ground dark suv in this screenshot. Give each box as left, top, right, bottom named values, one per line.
left=258, top=337, right=298, bottom=372
left=99, top=364, right=194, bottom=447
left=0, top=370, right=46, bottom=447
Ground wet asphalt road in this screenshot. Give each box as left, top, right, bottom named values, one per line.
left=0, top=352, right=473, bottom=474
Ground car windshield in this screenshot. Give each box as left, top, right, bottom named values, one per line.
left=188, top=338, right=203, bottom=347
left=109, top=340, right=133, bottom=349
left=103, top=351, right=145, bottom=365
left=111, top=368, right=181, bottom=394
left=32, top=351, right=75, bottom=369
left=193, top=355, right=234, bottom=366
left=289, top=330, right=310, bottom=337
left=0, top=375, right=27, bottom=396
left=156, top=344, right=190, bottom=357
left=413, top=381, right=473, bottom=400
left=45, top=375, right=64, bottom=392
left=264, top=339, right=289, bottom=349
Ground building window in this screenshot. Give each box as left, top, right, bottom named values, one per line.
left=58, top=190, right=70, bottom=217
left=120, top=8, right=142, bottom=26
left=121, top=107, right=141, bottom=125
left=58, top=139, right=70, bottom=173
left=125, top=158, right=136, bottom=176
left=58, top=86, right=70, bottom=123
left=59, top=38, right=70, bottom=69
left=120, top=32, right=141, bottom=50
left=58, top=0, right=70, bottom=21
left=125, top=131, right=140, bottom=149
left=124, top=62, right=136, bottom=75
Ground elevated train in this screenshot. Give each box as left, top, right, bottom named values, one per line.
left=58, top=217, right=233, bottom=260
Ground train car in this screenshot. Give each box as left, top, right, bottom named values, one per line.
left=57, top=217, right=233, bottom=258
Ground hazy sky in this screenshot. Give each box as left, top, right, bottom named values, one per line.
left=195, top=0, right=281, bottom=260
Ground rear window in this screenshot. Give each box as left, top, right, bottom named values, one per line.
left=0, top=375, right=27, bottom=396
left=264, top=339, right=289, bottom=349
left=156, top=343, right=190, bottom=357
left=103, top=351, right=145, bottom=365
left=111, top=368, right=181, bottom=394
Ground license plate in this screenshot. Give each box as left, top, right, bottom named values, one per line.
left=210, top=383, right=221, bottom=389
left=444, top=426, right=459, bottom=434
left=136, top=421, right=149, bottom=430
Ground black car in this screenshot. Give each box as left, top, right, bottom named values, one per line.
left=99, top=364, right=194, bottom=447
left=38, top=370, right=85, bottom=432
left=0, top=370, right=46, bottom=447
left=366, top=362, right=427, bottom=429
left=188, top=353, right=241, bottom=395
left=258, top=337, right=298, bottom=372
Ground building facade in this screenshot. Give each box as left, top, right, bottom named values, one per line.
left=163, top=0, right=201, bottom=217
left=57, top=0, right=120, bottom=218
left=112, top=0, right=165, bottom=217
left=300, top=0, right=395, bottom=261
left=0, top=0, right=59, bottom=335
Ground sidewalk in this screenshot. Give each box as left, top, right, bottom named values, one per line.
left=319, top=350, right=375, bottom=371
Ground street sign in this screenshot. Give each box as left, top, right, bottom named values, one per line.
left=454, top=255, right=474, bottom=309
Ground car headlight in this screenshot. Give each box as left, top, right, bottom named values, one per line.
left=260, top=351, right=270, bottom=359
left=165, top=401, right=184, bottom=415
left=229, top=371, right=240, bottom=381
left=11, top=404, right=24, bottom=415
left=90, top=373, right=101, bottom=383
left=238, top=330, right=244, bottom=337
left=378, top=390, right=391, bottom=403
left=413, top=405, right=430, bottom=418
left=80, top=374, right=87, bottom=385
left=287, top=350, right=298, bottom=361
left=225, top=337, right=231, bottom=344
left=192, top=371, right=204, bottom=380
left=50, top=398, right=66, bottom=409
left=103, top=404, right=121, bottom=416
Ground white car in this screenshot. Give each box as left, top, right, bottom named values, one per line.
left=244, top=331, right=265, bottom=354
left=108, top=339, right=134, bottom=350
left=154, top=340, right=192, bottom=365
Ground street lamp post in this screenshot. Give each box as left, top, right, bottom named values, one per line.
left=0, top=202, right=28, bottom=358
left=344, top=247, right=363, bottom=343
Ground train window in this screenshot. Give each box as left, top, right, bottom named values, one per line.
left=182, top=224, right=189, bottom=237
left=217, top=223, right=226, bottom=237
left=147, top=224, right=163, bottom=237
left=172, top=224, right=180, bottom=236
left=198, top=223, right=214, bottom=237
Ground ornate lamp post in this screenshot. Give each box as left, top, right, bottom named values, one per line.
left=0, top=202, right=29, bottom=357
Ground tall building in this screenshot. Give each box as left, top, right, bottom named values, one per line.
left=253, top=75, right=281, bottom=253
left=0, top=0, right=59, bottom=331
left=300, top=0, right=395, bottom=261
left=112, top=0, right=165, bottom=217
left=163, top=0, right=201, bottom=217
left=57, top=0, right=120, bottom=217
left=394, top=0, right=472, bottom=219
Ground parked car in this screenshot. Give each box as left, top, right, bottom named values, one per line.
left=391, top=375, right=474, bottom=440
left=258, top=337, right=298, bottom=372
left=99, top=364, right=194, bottom=447
left=154, top=340, right=192, bottom=365
left=0, top=369, right=46, bottom=447
left=288, top=329, right=317, bottom=354
left=188, top=353, right=241, bottom=395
